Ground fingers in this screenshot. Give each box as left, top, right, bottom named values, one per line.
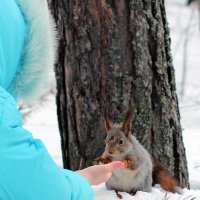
left=104, top=161, right=125, bottom=172
left=76, top=161, right=125, bottom=185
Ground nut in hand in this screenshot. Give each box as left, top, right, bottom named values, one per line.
left=93, top=157, right=112, bottom=165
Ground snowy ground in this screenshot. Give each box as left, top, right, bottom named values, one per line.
left=167, top=0, right=200, bottom=192
left=24, top=0, right=200, bottom=199
left=93, top=185, right=200, bottom=200
left=24, top=95, right=200, bottom=200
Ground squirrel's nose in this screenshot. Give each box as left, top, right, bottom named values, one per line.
left=109, top=151, right=113, bottom=155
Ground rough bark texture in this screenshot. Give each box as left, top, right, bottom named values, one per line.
left=48, top=0, right=189, bottom=187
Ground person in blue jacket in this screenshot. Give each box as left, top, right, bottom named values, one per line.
left=0, top=0, right=125, bottom=199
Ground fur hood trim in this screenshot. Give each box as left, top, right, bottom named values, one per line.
left=9, top=0, right=57, bottom=102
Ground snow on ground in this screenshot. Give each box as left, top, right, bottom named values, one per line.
left=24, top=96, right=63, bottom=167
left=93, top=184, right=200, bottom=200
left=24, top=0, right=200, bottom=199
left=166, top=0, right=200, bottom=191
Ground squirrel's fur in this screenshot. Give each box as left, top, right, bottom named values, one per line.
left=94, top=107, right=181, bottom=198
left=152, top=161, right=180, bottom=193
left=95, top=107, right=152, bottom=198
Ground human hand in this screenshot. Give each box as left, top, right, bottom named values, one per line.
left=76, top=161, right=125, bottom=185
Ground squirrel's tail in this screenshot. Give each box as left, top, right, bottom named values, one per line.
left=152, top=161, right=182, bottom=194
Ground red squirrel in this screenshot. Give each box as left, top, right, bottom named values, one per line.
left=94, top=107, right=181, bottom=198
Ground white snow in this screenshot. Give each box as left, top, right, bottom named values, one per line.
left=24, top=96, right=63, bottom=167
left=167, top=0, right=200, bottom=193
left=93, top=184, right=200, bottom=200
left=24, top=0, right=200, bottom=199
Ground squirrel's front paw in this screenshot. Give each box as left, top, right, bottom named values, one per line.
left=93, top=157, right=112, bottom=165
left=122, top=159, right=134, bottom=169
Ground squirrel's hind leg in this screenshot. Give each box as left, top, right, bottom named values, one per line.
left=141, top=175, right=152, bottom=192
left=115, top=191, right=123, bottom=199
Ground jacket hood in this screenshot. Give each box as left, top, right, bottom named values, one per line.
left=0, top=0, right=57, bottom=102
left=0, top=0, right=26, bottom=94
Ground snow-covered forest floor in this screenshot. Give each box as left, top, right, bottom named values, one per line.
left=24, top=0, right=200, bottom=199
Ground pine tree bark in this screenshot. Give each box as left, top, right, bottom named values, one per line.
left=48, top=0, right=189, bottom=187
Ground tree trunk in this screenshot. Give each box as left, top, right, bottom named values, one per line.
left=48, top=0, right=189, bottom=188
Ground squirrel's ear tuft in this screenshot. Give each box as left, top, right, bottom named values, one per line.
left=103, top=108, right=112, bottom=132
left=121, top=106, right=136, bottom=136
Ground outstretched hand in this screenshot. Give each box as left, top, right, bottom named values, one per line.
left=76, top=161, right=125, bottom=185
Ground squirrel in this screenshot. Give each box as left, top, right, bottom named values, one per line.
left=94, top=107, right=181, bottom=199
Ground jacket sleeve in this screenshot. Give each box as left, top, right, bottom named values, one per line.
left=0, top=87, right=93, bottom=200
left=62, top=169, right=94, bottom=200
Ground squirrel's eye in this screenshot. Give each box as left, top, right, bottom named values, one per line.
left=119, top=140, right=123, bottom=145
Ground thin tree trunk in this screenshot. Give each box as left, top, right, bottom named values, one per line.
left=49, top=0, right=189, bottom=188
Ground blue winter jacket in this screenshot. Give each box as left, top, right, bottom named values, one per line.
left=0, top=0, right=93, bottom=199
